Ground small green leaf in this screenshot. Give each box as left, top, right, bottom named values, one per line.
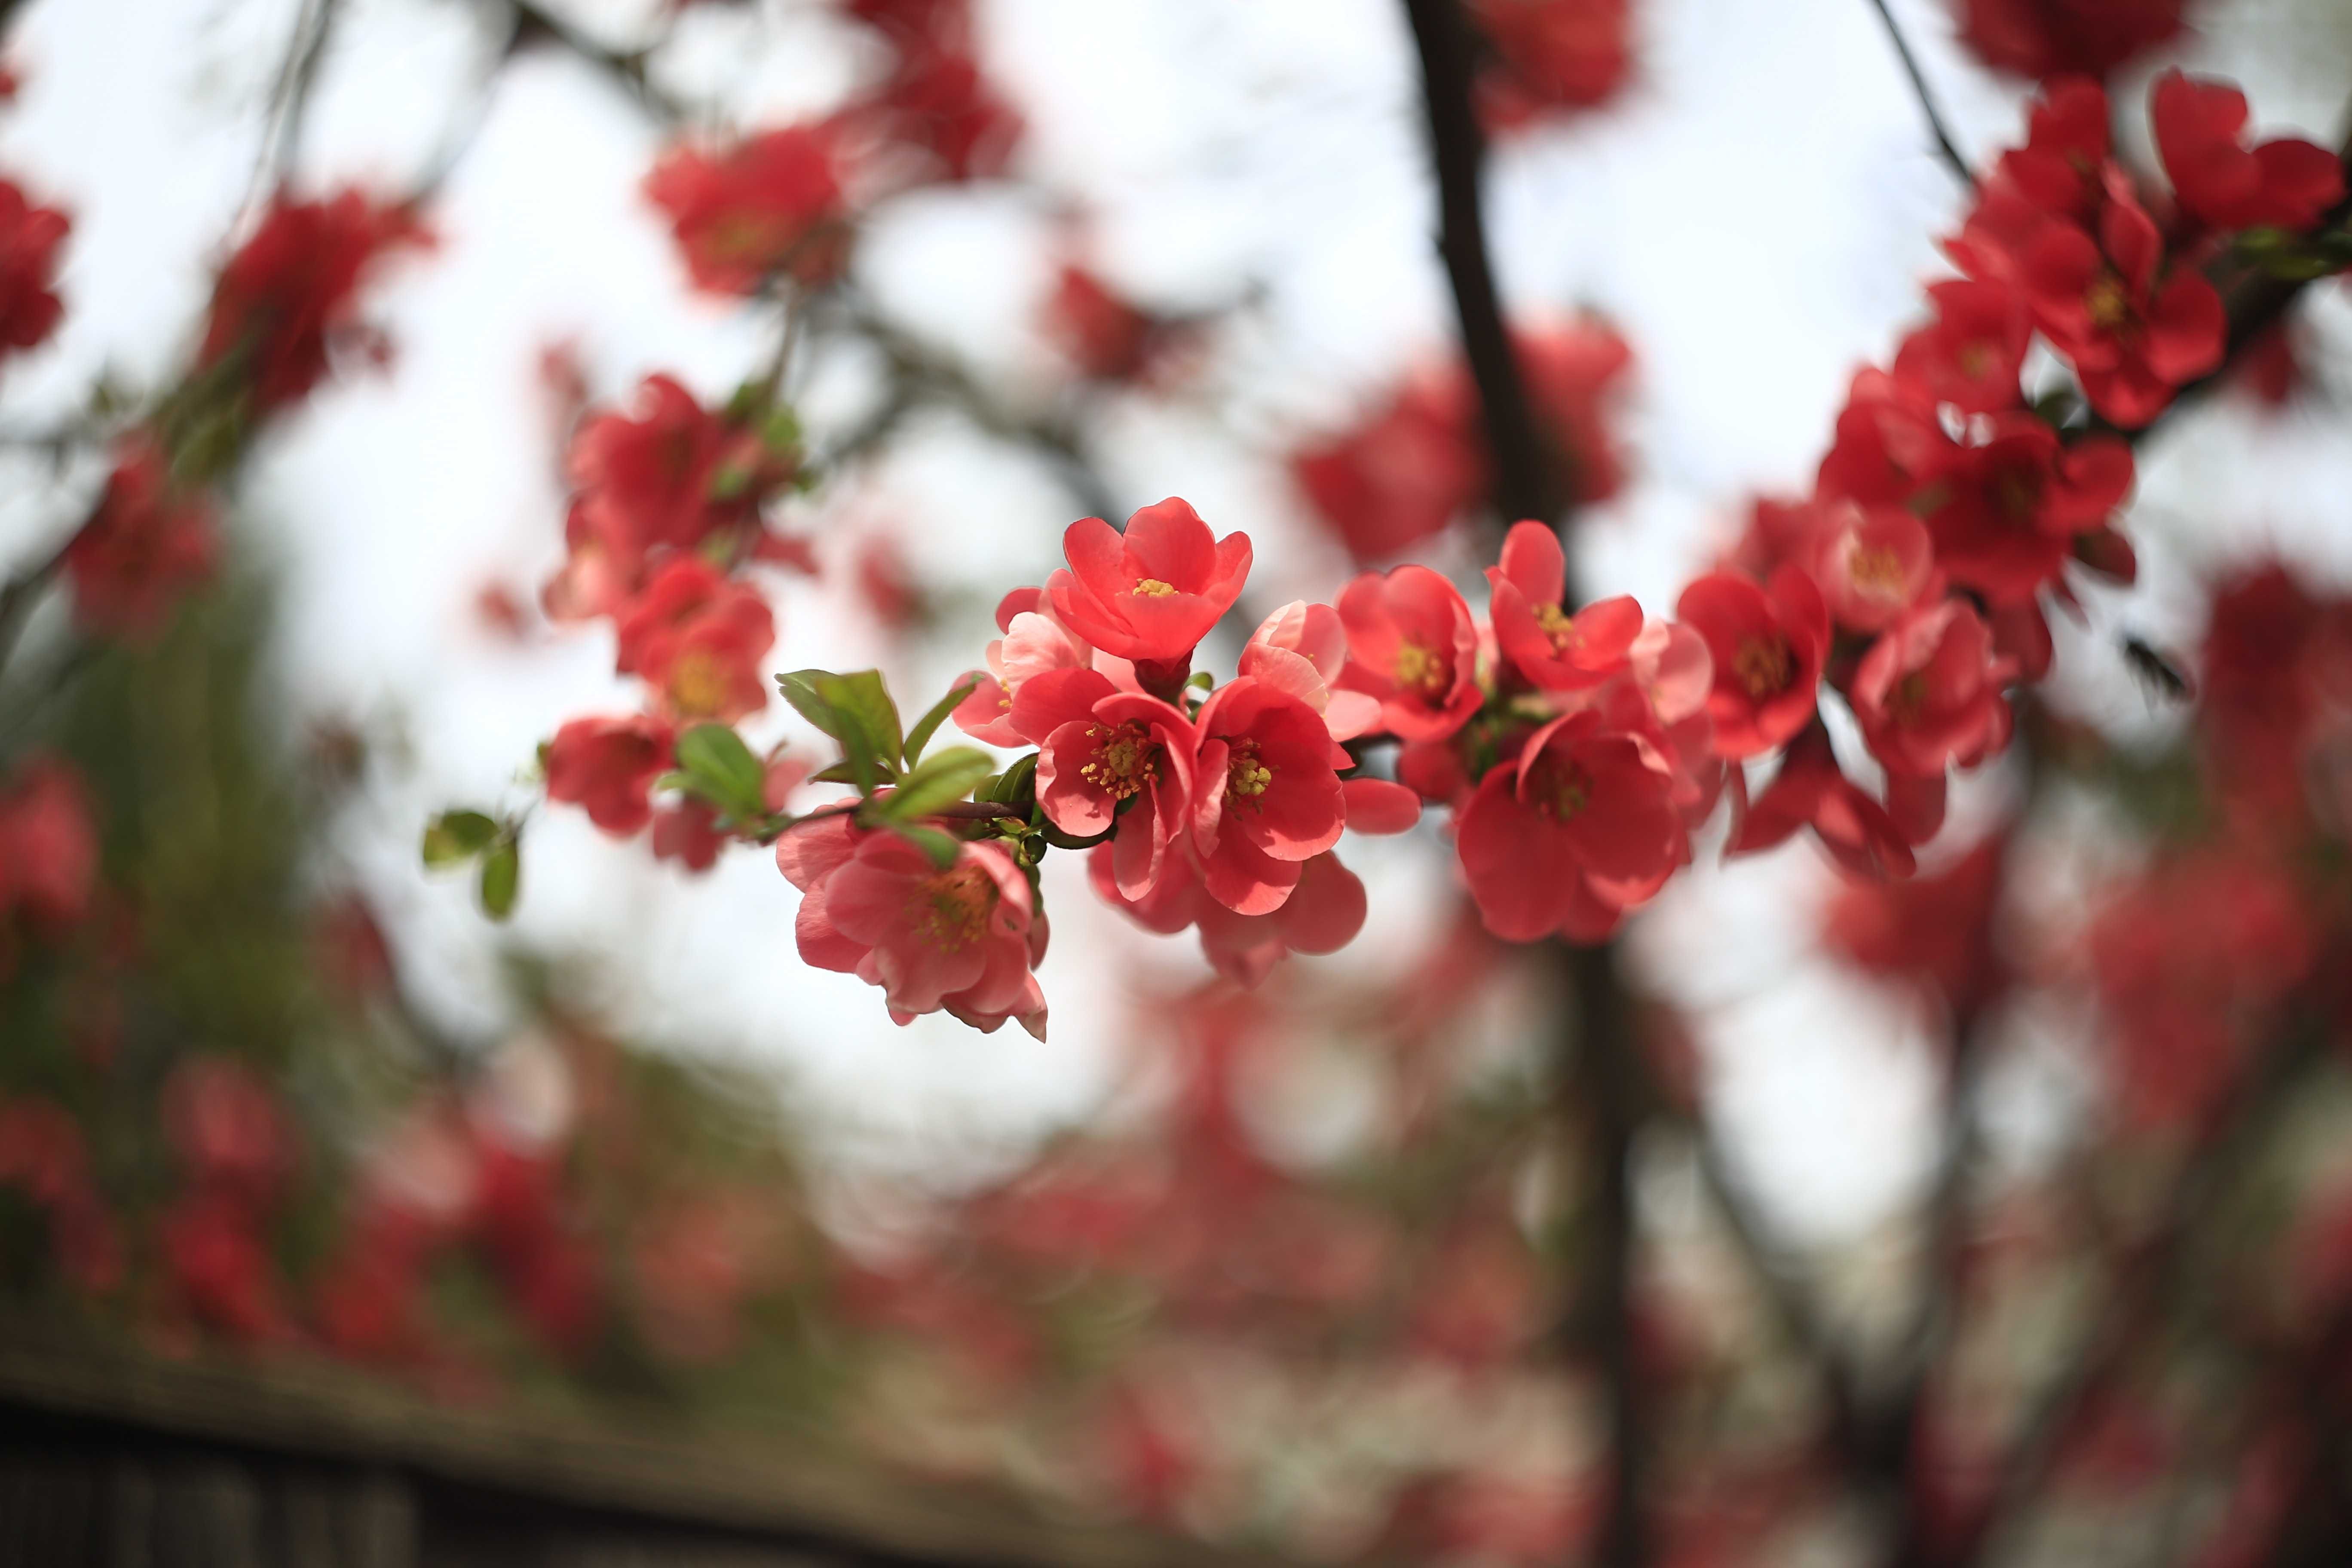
left=423, top=810, right=499, bottom=867
left=890, top=822, right=965, bottom=869
left=776, top=670, right=835, bottom=732
left=815, top=671, right=903, bottom=764
left=674, top=724, right=767, bottom=819
left=479, top=836, right=521, bottom=919
left=1036, top=819, right=1111, bottom=852
left=761, top=406, right=801, bottom=458
left=876, top=746, right=994, bottom=822
left=903, top=678, right=978, bottom=766
left=986, top=752, right=1038, bottom=811
left=806, top=760, right=860, bottom=785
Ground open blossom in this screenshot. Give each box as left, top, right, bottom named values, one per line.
left=1891, top=279, right=2030, bottom=415
left=63, top=436, right=218, bottom=638
left=1337, top=565, right=1482, bottom=742
left=1015, top=668, right=1197, bottom=900
left=644, top=123, right=851, bottom=294
left=1486, top=521, right=1641, bottom=692
left=545, top=714, right=674, bottom=836
left=1190, top=677, right=1345, bottom=915
left=1676, top=565, right=1828, bottom=761
left=613, top=557, right=776, bottom=723
left=2019, top=184, right=2224, bottom=428
left=199, top=190, right=426, bottom=413
left=1047, top=498, right=1251, bottom=668
left=1237, top=600, right=1383, bottom=741
left=0, top=177, right=67, bottom=358
left=1455, top=710, right=1688, bottom=943
left=953, top=588, right=1093, bottom=747
left=781, top=820, right=1047, bottom=1037
left=1926, top=418, right=2133, bottom=604
left=866, top=41, right=1022, bottom=183
left=1850, top=600, right=2015, bottom=778
left=1292, top=364, right=1482, bottom=562
left=1044, top=263, right=1164, bottom=384
left=2152, top=70, right=2343, bottom=234
left=0, top=754, right=98, bottom=937
left=1810, top=501, right=1935, bottom=632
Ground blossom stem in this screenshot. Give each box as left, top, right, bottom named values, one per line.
left=1862, top=0, right=1974, bottom=190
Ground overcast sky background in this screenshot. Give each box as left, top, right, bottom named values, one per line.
left=4, top=0, right=2352, bottom=1255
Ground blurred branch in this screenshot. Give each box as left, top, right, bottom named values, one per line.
left=495, top=0, right=691, bottom=125
left=243, top=0, right=341, bottom=223
left=1400, top=4, right=1651, bottom=1563
left=1862, top=0, right=1972, bottom=187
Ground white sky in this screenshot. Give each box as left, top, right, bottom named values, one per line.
left=4, top=0, right=2352, bottom=1249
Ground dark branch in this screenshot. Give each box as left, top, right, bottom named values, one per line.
left=1863, top=0, right=1973, bottom=188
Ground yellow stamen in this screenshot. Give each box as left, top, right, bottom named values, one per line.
left=1534, top=601, right=1580, bottom=652
left=909, top=862, right=995, bottom=952
left=1132, top=578, right=1177, bottom=597
left=1394, top=639, right=1450, bottom=697
left=1078, top=720, right=1158, bottom=802
left=2085, top=275, right=2131, bottom=333
left=1225, top=739, right=1273, bottom=804
left=1848, top=546, right=1908, bottom=597
left=668, top=652, right=729, bottom=718
left=1732, top=634, right=1793, bottom=699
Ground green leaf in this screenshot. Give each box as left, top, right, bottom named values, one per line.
left=674, top=723, right=767, bottom=819
left=986, top=752, right=1038, bottom=811
left=875, top=746, right=994, bottom=822
left=775, top=670, right=836, bottom=734
left=903, top=678, right=977, bottom=766
left=423, top=810, right=499, bottom=867
left=889, top=822, right=965, bottom=870
left=479, top=836, right=521, bottom=919
left=816, top=670, right=903, bottom=764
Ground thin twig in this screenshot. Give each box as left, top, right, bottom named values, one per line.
left=1863, top=0, right=1974, bottom=188
left=242, top=0, right=341, bottom=224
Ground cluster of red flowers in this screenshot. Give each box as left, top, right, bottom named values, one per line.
left=0, top=175, right=67, bottom=360
left=1292, top=316, right=1632, bottom=561
left=540, top=375, right=811, bottom=856
left=838, top=0, right=1023, bottom=184
left=1946, top=0, right=2186, bottom=82
left=1467, top=0, right=1635, bottom=132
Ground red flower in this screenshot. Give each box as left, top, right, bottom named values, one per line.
left=0, top=178, right=67, bottom=357
left=1336, top=564, right=1482, bottom=741
left=0, top=754, right=98, bottom=937
left=1520, top=316, right=1635, bottom=504
left=1469, top=0, right=1634, bottom=131
left=199, top=190, right=426, bottom=413
left=1089, top=843, right=1368, bottom=987
left=0, top=1095, right=120, bottom=1293
left=1924, top=417, right=2133, bottom=603
left=779, top=819, right=1047, bottom=1035
left=1189, top=677, right=1345, bottom=915
left=1850, top=600, right=2015, bottom=778
left=1455, top=710, right=1687, bottom=942
left=952, top=587, right=1093, bottom=747
left=1486, top=520, right=1643, bottom=691
left=160, top=1194, right=289, bottom=1342
left=2019, top=187, right=2224, bottom=427
left=1291, top=364, right=1482, bottom=560
left=1676, top=565, right=1828, bottom=760
left=63, top=436, right=218, bottom=638
left=1811, top=501, right=1935, bottom=632
left=1947, top=0, right=2187, bottom=82
left=2153, top=70, right=2344, bottom=234
left=643, top=123, right=851, bottom=294
left=547, top=375, right=789, bottom=620
left=545, top=714, right=675, bottom=836
left=867, top=43, right=1022, bottom=183
left=613, top=557, right=775, bottom=723
left=651, top=799, right=729, bottom=871
left=2000, top=78, right=2114, bottom=226
left=1015, top=667, right=1198, bottom=900
left=1892, top=279, right=2030, bottom=414
left=1044, top=263, right=1162, bottom=383
left=1238, top=600, right=1384, bottom=741
left=1727, top=723, right=1919, bottom=881
left=1047, top=498, right=1251, bottom=668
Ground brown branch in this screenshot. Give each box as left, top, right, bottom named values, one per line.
left=1862, top=0, right=1973, bottom=188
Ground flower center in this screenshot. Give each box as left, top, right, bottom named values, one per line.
left=911, top=862, right=995, bottom=952
left=1732, top=634, right=1793, bottom=699
left=1994, top=466, right=2042, bottom=524
left=1394, top=639, right=1451, bottom=698
left=1534, top=601, right=1580, bottom=653
left=1848, top=545, right=1908, bottom=598
left=1890, top=669, right=1930, bottom=723
left=1224, top=739, right=1274, bottom=805
left=1078, top=720, right=1158, bottom=802
left=2085, top=274, right=2132, bottom=334
left=668, top=651, right=728, bottom=718
left=1536, top=759, right=1592, bottom=822
left=1132, top=578, right=1177, bottom=597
